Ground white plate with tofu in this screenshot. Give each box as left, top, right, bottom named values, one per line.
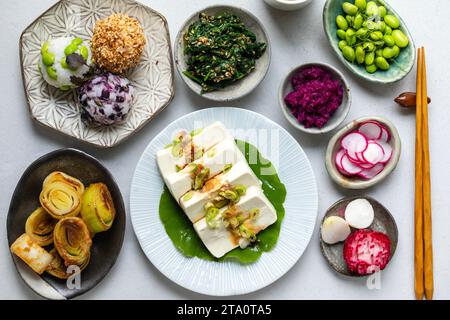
left=130, top=107, right=318, bottom=296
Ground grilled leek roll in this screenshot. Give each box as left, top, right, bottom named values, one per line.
left=46, top=248, right=69, bottom=279
left=54, top=217, right=92, bottom=267
left=81, top=183, right=116, bottom=234
left=25, top=207, right=57, bottom=246
left=43, top=171, right=85, bottom=195
left=10, top=234, right=53, bottom=274
left=40, top=172, right=85, bottom=219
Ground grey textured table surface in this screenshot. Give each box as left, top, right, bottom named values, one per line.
left=1, top=0, right=449, bottom=300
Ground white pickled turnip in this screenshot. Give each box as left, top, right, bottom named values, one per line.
left=321, top=216, right=351, bottom=244
left=344, top=198, right=375, bottom=229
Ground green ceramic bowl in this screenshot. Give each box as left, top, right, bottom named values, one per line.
left=323, top=0, right=415, bottom=84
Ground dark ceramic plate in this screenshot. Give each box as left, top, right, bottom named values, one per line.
left=320, top=196, right=398, bottom=277
left=7, top=149, right=125, bottom=299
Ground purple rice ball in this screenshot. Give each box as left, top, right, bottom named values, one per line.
left=79, top=72, right=134, bottom=125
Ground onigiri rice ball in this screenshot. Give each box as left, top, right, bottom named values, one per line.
left=78, top=73, right=134, bottom=125
left=39, top=37, right=93, bottom=90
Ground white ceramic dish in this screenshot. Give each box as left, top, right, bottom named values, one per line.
left=325, top=116, right=401, bottom=189
left=279, top=62, right=351, bottom=134
left=130, top=107, right=318, bottom=296
left=20, top=0, right=174, bottom=148
left=174, top=6, right=271, bottom=102
left=264, top=0, right=313, bottom=11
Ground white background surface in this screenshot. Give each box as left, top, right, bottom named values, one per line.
left=1, top=0, right=449, bottom=300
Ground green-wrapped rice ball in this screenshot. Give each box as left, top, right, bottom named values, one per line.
left=39, top=37, right=93, bottom=90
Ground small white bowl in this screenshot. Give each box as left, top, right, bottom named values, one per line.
left=174, top=5, right=271, bottom=102
left=264, top=0, right=313, bottom=11
left=325, top=116, right=401, bottom=190
left=279, top=62, right=351, bottom=134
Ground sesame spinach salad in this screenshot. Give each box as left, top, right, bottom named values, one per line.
left=183, top=12, right=267, bottom=93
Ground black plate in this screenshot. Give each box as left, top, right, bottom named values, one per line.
left=7, top=148, right=125, bottom=299
left=319, top=196, right=398, bottom=277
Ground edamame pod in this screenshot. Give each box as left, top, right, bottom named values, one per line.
left=345, top=28, right=356, bottom=46
left=375, top=49, right=383, bottom=57
left=384, top=25, right=392, bottom=35
left=363, top=42, right=375, bottom=52
left=383, top=35, right=395, bottom=47
left=337, top=29, right=347, bottom=40
left=375, top=56, right=390, bottom=70
left=356, top=27, right=368, bottom=39
left=346, top=15, right=354, bottom=27
left=378, top=6, right=387, bottom=18
left=366, top=1, right=379, bottom=17
left=392, top=29, right=409, bottom=48
left=356, top=46, right=365, bottom=64
left=71, top=38, right=83, bottom=46
left=336, top=15, right=349, bottom=30
left=353, top=14, right=364, bottom=30
left=366, top=64, right=378, bottom=73
left=392, top=45, right=400, bottom=58
left=365, top=51, right=375, bottom=65
left=370, top=31, right=384, bottom=41
left=342, top=46, right=356, bottom=63
left=339, top=40, right=348, bottom=51
left=80, top=46, right=89, bottom=61
left=382, top=46, right=396, bottom=59
left=355, top=0, right=366, bottom=10
left=342, top=2, right=358, bottom=16
left=384, top=15, right=400, bottom=29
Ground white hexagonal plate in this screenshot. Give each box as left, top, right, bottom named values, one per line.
left=20, top=0, right=174, bottom=148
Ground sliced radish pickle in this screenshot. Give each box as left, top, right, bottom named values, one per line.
left=358, top=121, right=382, bottom=140
left=362, top=142, right=385, bottom=164
left=335, top=149, right=346, bottom=170
left=341, top=132, right=368, bottom=153
left=358, top=163, right=384, bottom=179
left=341, top=154, right=363, bottom=175
left=376, top=140, right=393, bottom=164
left=379, top=127, right=391, bottom=142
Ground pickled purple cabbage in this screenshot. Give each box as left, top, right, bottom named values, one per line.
left=284, top=66, right=343, bottom=129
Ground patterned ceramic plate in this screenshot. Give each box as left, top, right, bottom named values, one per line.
left=20, top=0, right=174, bottom=148
left=130, top=107, right=318, bottom=296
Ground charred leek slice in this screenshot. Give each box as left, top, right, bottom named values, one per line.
left=25, top=207, right=57, bottom=246
left=81, top=183, right=116, bottom=234
left=43, top=171, right=85, bottom=195
left=40, top=176, right=83, bottom=219
left=53, top=217, right=92, bottom=267
left=10, top=234, right=53, bottom=274
left=46, top=248, right=69, bottom=279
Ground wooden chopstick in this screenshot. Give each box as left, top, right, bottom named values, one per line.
left=414, top=47, right=424, bottom=300
left=421, top=47, right=434, bottom=300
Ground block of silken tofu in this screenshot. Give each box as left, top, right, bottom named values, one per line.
left=193, top=186, right=278, bottom=258
left=163, top=139, right=246, bottom=203
left=10, top=233, right=53, bottom=274
left=180, top=160, right=261, bottom=223
left=156, top=121, right=233, bottom=178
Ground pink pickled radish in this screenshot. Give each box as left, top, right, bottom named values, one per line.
left=358, top=163, right=384, bottom=179
left=358, top=121, right=382, bottom=140
left=341, top=132, right=368, bottom=153
left=341, top=154, right=363, bottom=175
left=362, top=142, right=385, bottom=164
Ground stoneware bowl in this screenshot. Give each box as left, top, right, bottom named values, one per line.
left=7, top=149, right=125, bottom=299
left=279, top=62, right=351, bottom=134
left=323, top=0, right=415, bottom=84
left=320, top=196, right=398, bottom=277
left=174, top=5, right=271, bottom=102
left=325, top=116, right=401, bottom=189
left=264, top=0, right=313, bottom=11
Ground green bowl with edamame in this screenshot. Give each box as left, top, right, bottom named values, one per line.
left=323, top=0, right=415, bottom=84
